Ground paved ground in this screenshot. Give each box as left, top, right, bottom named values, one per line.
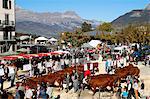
left=136, top=62, right=150, bottom=96
left=4, top=61, right=150, bottom=99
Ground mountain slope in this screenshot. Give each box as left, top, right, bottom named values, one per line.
left=112, top=4, right=150, bottom=29
left=16, top=7, right=100, bottom=37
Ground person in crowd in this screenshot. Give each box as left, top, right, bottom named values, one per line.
left=82, top=76, right=88, bottom=90
left=71, top=70, right=79, bottom=93
left=43, top=59, right=47, bottom=67
left=140, top=80, right=145, bottom=97
left=8, top=64, right=16, bottom=87
left=25, top=86, right=33, bottom=99
left=83, top=62, right=88, bottom=72
left=121, top=88, right=128, bottom=99
left=18, top=83, right=25, bottom=92
left=90, top=63, right=93, bottom=74
left=4, top=64, right=9, bottom=80
left=39, top=86, right=47, bottom=99
left=53, top=59, right=59, bottom=72
left=127, top=80, right=133, bottom=99
left=135, top=55, right=138, bottom=65
left=46, top=82, right=53, bottom=99
left=46, top=59, right=53, bottom=74
left=112, top=58, right=117, bottom=69
left=133, top=80, right=140, bottom=99
left=36, top=83, right=41, bottom=99
left=120, top=56, right=124, bottom=67
left=38, top=62, right=44, bottom=76
left=144, top=56, right=148, bottom=66
left=60, top=55, right=65, bottom=70
left=72, top=74, right=79, bottom=93
left=105, top=57, right=112, bottom=74
left=64, top=54, right=69, bottom=68
left=84, top=69, right=91, bottom=77
left=65, top=73, right=71, bottom=92
left=32, top=61, right=39, bottom=77
left=0, top=65, right=5, bottom=91
left=15, top=83, right=25, bottom=99
left=86, top=54, right=90, bottom=62
left=1, top=90, right=9, bottom=99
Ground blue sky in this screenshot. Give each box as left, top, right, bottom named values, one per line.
left=16, top=0, right=149, bottom=22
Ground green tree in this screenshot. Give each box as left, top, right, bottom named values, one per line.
left=97, top=22, right=113, bottom=33
left=81, top=22, right=92, bottom=32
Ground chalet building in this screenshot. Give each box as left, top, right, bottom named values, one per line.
left=0, top=0, right=16, bottom=53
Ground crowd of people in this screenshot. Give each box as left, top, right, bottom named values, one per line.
left=116, top=75, right=145, bottom=99
left=0, top=45, right=149, bottom=99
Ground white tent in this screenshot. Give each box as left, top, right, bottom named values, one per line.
left=20, top=36, right=30, bottom=41
left=49, top=37, right=58, bottom=42
left=81, top=43, right=93, bottom=48
left=35, top=37, right=48, bottom=44
left=88, top=40, right=102, bottom=48
left=17, top=48, right=30, bottom=53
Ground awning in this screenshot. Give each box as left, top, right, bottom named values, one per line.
left=0, top=51, right=19, bottom=56
left=48, top=38, right=58, bottom=42
left=19, top=54, right=39, bottom=59
left=38, top=53, right=49, bottom=57
left=2, top=55, right=23, bottom=61
left=17, top=48, right=30, bottom=53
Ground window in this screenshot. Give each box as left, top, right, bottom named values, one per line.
left=5, top=14, right=9, bottom=25
left=10, top=32, right=12, bottom=39
left=3, top=31, right=8, bottom=40
left=3, top=0, right=8, bottom=9
left=9, top=0, right=11, bottom=9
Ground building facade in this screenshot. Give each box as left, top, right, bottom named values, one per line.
left=0, top=0, right=16, bottom=53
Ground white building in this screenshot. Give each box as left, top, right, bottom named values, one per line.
left=0, top=0, right=16, bottom=53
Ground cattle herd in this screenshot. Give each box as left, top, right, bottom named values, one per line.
left=23, top=64, right=140, bottom=95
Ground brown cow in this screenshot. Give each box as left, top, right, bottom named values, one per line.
left=88, top=74, right=119, bottom=95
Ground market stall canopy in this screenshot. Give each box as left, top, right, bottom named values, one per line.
left=88, top=40, right=102, bottom=48
left=54, top=50, right=64, bottom=54
left=35, top=37, right=48, bottom=43
left=87, top=49, right=96, bottom=53
left=0, top=51, right=19, bottom=56
left=81, top=43, right=93, bottom=48
left=48, top=37, right=58, bottom=42
left=2, top=55, right=23, bottom=61
left=19, top=54, right=39, bottom=59
left=38, top=53, right=49, bottom=57
left=17, top=48, right=30, bottom=53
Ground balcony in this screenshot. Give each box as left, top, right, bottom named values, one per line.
left=0, top=20, right=15, bottom=31
left=1, top=37, right=15, bottom=42
left=2, top=20, right=15, bottom=26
